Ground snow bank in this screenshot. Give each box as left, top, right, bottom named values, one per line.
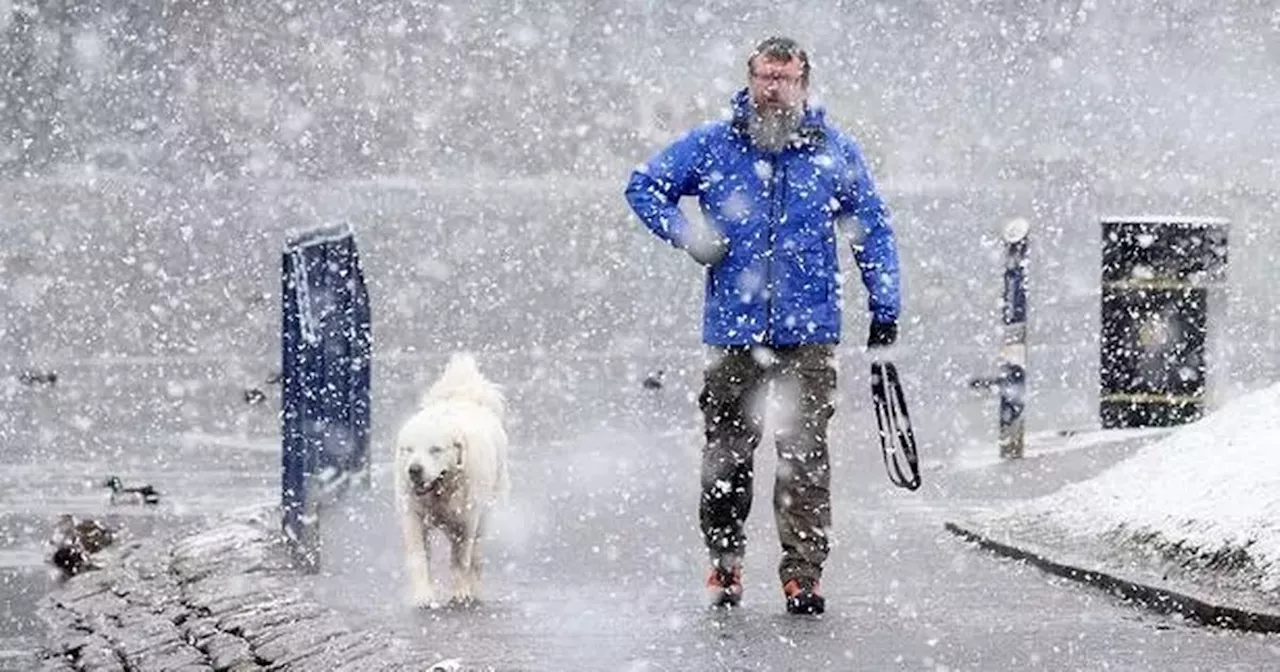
left=984, top=382, right=1280, bottom=591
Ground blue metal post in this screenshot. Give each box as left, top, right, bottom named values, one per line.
left=280, top=222, right=373, bottom=572
left=999, top=218, right=1029, bottom=459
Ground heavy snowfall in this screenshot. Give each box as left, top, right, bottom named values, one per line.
left=1, top=1, right=1279, bottom=670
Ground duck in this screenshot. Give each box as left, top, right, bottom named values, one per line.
left=104, top=476, right=161, bottom=505
left=49, top=544, right=92, bottom=577
left=48, top=514, right=116, bottom=578
left=243, top=387, right=267, bottom=405
left=642, top=368, right=665, bottom=390
left=17, top=370, right=57, bottom=386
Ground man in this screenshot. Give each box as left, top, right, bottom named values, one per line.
left=623, top=36, right=901, bottom=615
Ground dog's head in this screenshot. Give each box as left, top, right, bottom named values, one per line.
left=397, top=418, right=467, bottom=497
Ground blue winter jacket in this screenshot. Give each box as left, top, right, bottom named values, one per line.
left=624, top=89, right=901, bottom=347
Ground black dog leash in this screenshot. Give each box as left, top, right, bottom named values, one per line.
left=871, top=360, right=921, bottom=491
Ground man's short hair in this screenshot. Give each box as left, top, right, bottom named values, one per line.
left=748, top=36, right=811, bottom=85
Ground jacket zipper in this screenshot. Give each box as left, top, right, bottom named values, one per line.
left=765, top=156, right=786, bottom=344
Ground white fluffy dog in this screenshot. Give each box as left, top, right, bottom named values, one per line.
left=394, top=352, right=509, bottom=608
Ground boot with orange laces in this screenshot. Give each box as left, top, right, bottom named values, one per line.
left=707, top=565, right=743, bottom=608
left=783, top=577, right=824, bottom=615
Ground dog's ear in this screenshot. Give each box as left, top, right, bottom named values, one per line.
left=451, top=438, right=465, bottom=468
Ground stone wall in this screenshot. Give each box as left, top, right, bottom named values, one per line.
left=36, top=508, right=420, bottom=672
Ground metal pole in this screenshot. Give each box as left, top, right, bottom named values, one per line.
left=998, top=218, right=1029, bottom=459
left=280, top=222, right=373, bottom=573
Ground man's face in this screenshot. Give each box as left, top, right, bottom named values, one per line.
left=748, top=56, right=807, bottom=115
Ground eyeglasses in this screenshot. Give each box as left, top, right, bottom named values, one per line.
left=750, top=72, right=804, bottom=87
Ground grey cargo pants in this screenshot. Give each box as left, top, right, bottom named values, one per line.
left=698, top=344, right=836, bottom=585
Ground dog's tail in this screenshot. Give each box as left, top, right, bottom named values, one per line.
left=423, top=352, right=506, bottom=419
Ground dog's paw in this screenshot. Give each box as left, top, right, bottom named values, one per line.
left=449, top=591, right=479, bottom=608
left=412, top=589, right=441, bottom=610
left=449, top=585, right=475, bottom=604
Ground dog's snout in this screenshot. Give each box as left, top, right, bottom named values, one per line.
left=407, top=464, right=424, bottom=481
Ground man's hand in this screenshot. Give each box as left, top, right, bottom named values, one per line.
left=683, top=218, right=728, bottom=266
left=685, top=235, right=727, bottom=266
left=867, top=320, right=897, bottom=349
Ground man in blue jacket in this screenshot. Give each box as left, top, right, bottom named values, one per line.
left=624, top=36, right=901, bottom=615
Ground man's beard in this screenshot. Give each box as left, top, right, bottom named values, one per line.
left=747, top=104, right=802, bottom=153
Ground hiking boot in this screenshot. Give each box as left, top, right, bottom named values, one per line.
left=783, top=577, right=825, bottom=615
left=707, top=566, right=743, bottom=608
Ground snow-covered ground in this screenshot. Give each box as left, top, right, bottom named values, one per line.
left=974, top=382, right=1280, bottom=592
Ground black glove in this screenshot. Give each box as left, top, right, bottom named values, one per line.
left=867, top=320, right=897, bottom=348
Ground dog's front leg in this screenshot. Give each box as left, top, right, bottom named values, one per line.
left=400, top=506, right=436, bottom=608
left=449, top=518, right=481, bottom=604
